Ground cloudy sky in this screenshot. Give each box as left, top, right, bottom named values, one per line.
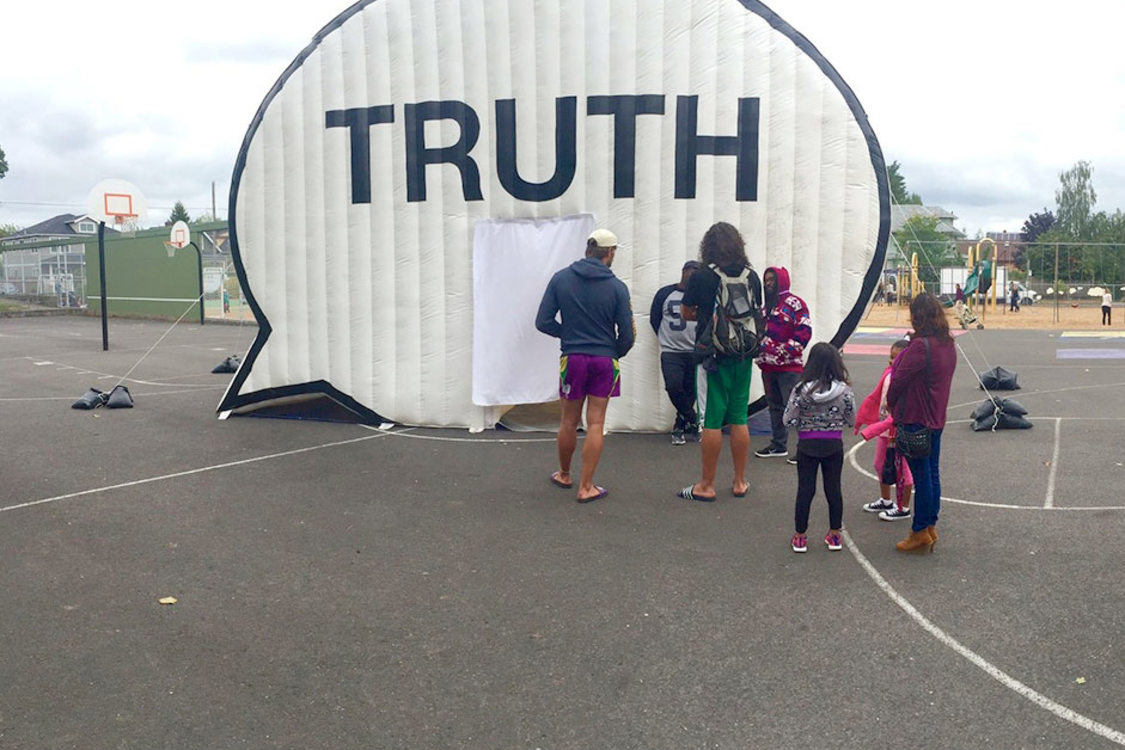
left=1, top=0, right=1122, bottom=237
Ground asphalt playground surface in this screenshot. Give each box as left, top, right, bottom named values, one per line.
left=1, top=315, right=1123, bottom=749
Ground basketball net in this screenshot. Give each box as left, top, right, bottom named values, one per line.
left=113, top=214, right=140, bottom=238
left=164, top=241, right=182, bottom=258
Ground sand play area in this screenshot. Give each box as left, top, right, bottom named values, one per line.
left=864, top=299, right=1119, bottom=330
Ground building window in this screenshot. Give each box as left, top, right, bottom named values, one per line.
left=78, top=221, right=96, bottom=233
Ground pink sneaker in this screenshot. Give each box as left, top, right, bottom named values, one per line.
left=824, top=531, right=843, bottom=551
left=791, top=534, right=807, bottom=553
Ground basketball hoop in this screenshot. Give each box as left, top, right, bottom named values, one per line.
left=113, top=214, right=140, bottom=238
left=167, top=221, right=190, bottom=258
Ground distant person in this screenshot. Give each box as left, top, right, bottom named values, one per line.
left=783, top=342, right=855, bottom=552
left=536, top=228, right=635, bottom=503
left=755, top=267, right=812, bottom=463
left=650, top=260, right=701, bottom=444
left=1008, top=282, right=1020, bottom=312
left=886, top=293, right=957, bottom=554
left=874, top=280, right=886, bottom=306
left=1103, top=290, right=1113, bottom=325
left=855, top=339, right=914, bottom=521
left=954, top=283, right=964, bottom=307
left=676, top=222, right=762, bottom=502
left=223, top=288, right=231, bottom=314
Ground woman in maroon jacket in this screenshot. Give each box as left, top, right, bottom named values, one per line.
left=886, top=293, right=957, bottom=552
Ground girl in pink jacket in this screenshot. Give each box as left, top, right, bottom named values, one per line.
left=855, top=340, right=913, bottom=520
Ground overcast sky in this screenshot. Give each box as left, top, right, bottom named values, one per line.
left=2, top=0, right=1122, bottom=237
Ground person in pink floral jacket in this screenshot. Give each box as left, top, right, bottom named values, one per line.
left=754, top=266, right=812, bottom=462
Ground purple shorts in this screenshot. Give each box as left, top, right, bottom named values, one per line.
left=559, top=354, right=621, bottom=400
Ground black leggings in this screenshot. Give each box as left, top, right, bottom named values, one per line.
left=794, top=440, right=844, bottom=534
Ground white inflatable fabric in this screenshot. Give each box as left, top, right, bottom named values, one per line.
left=221, top=0, right=889, bottom=431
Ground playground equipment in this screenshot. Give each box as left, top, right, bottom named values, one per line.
left=963, top=238, right=997, bottom=320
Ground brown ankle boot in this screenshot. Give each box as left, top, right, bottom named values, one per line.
left=926, top=526, right=938, bottom=548
left=896, top=529, right=934, bottom=553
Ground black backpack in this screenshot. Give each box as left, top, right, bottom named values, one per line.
left=707, top=263, right=761, bottom=359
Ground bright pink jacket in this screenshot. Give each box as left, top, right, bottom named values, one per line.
left=855, top=366, right=895, bottom=440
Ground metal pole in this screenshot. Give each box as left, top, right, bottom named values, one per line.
left=190, top=241, right=204, bottom=326
left=98, top=221, right=109, bottom=350
left=1054, top=242, right=1060, bottom=324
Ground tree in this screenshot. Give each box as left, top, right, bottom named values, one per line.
left=1055, top=160, right=1096, bottom=239
left=0, top=144, right=7, bottom=179
left=892, top=215, right=959, bottom=287
left=167, top=201, right=191, bottom=226
left=887, top=160, right=922, bottom=205
left=1021, top=209, right=1055, bottom=243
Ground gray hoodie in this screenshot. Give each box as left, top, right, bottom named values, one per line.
left=536, top=257, right=635, bottom=358
left=783, top=379, right=856, bottom=436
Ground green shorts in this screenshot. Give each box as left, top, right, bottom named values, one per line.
left=703, top=358, right=753, bottom=429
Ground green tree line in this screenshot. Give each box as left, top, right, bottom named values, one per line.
left=1022, top=161, right=1125, bottom=285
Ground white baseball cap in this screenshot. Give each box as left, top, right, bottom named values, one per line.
left=588, top=228, right=618, bottom=248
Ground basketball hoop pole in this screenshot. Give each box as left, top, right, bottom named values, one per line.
left=186, top=240, right=205, bottom=326
left=98, top=221, right=109, bottom=350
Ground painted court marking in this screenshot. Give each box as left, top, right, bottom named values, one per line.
left=846, top=439, right=1125, bottom=511
left=1060, top=331, right=1125, bottom=339
left=4, top=413, right=1121, bottom=744
left=0, top=431, right=400, bottom=514
left=358, top=423, right=562, bottom=444
left=1056, top=348, right=1125, bottom=359
left=842, top=529, right=1125, bottom=746
left=846, top=424, right=1125, bottom=745
left=841, top=343, right=894, bottom=357
left=1045, top=418, right=1061, bottom=509
left=854, top=326, right=968, bottom=339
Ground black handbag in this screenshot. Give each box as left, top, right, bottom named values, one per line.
left=896, top=424, right=931, bottom=459
left=894, top=338, right=932, bottom=459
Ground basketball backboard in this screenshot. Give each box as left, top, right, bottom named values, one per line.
left=169, top=220, right=190, bottom=248
left=86, top=178, right=147, bottom=232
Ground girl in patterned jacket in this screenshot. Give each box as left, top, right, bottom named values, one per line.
left=783, top=342, right=855, bottom=552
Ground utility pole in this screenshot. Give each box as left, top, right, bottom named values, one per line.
left=211, top=181, right=217, bottom=220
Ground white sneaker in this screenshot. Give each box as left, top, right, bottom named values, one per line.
left=863, top=498, right=894, bottom=513
left=879, top=507, right=912, bottom=521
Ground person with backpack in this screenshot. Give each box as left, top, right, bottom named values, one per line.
left=536, top=228, right=635, bottom=503
left=650, top=260, right=701, bottom=445
left=754, top=266, right=812, bottom=464
left=675, top=222, right=763, bottom=502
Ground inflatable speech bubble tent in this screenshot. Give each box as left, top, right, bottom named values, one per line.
left=219, top=0, right=889, bottom=431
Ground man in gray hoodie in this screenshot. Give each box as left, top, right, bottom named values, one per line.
left=536, top=228, right=635, bottom=503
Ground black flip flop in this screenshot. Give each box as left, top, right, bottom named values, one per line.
left=676, top=486, right=716, bottom=502
left=549, top=472, right=573, bottom=489
left=577, top=486, right=608, bottom=503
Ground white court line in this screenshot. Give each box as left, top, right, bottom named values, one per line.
left=842, top=530, right=1125, bottom=746
left=0, top=430, right=401, bottom=514
left=19, top=356, right=215, bottom=388
left=0, top=387, right=224, bottom=403
left=1045, top=418, right=1061, bottom=509
left=358, top=423, right=561, bottom=443
left=846, top=441, right=1125, bottom=511
left=948, top=380, right=1125, bottom=412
